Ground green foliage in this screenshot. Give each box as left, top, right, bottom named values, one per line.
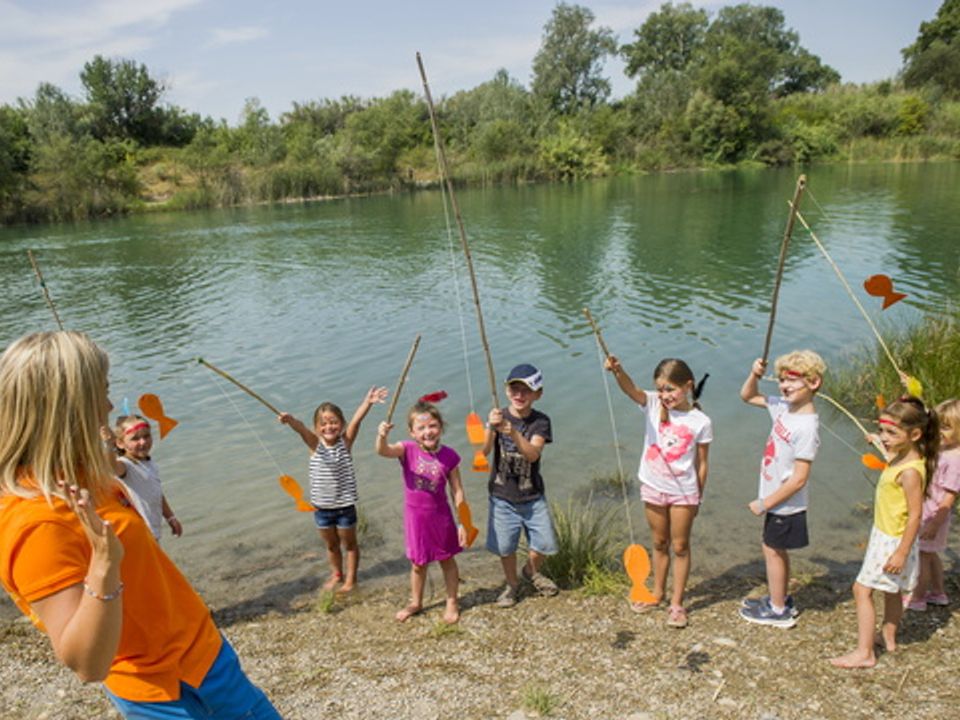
left=903, top=0, right=960, bottom=95
left=538, top=122, right=608, bottom=180
left=828, top=305, right=960, bottom=416
left=0, top=105, right=32, bottom=221
left=341, top=90, right=428, bottom=180
left=540, top=500, right=617, bottom=588
left=622, top=2, right=708, bottom=78
left=897, top=94, right=931, bottom=135
left=579, top=561, right=628, bottom=597
left=531, top=3, right=617, bottom=115
left=521, top=683, right=559, bottom=717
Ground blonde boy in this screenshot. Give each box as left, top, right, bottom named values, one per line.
left=738, top=350, right=826, bottom=628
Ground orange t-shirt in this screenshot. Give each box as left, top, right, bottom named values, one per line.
left=0, top=483, right=222, bottom=701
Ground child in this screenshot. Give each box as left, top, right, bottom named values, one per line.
left=739, top=350, right=825, bottom=629
left=279, top=386, right=387, bottom=593
left=376, top=401, right=467, bottom=624
left=605, top=356, right=712, bottom=628
left=103, top=414, right=181, bottom=541
left=904, top=398, right=960, bottom=610
left=0, top=331, right=281, bottom=718
left=482, top=364, right=559, bottom=608
left=830, top=395, right=937, bottom=668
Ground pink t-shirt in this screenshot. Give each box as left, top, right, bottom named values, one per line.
left=920, top=449, right=960, bottom=552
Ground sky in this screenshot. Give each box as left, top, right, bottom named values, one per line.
left=0, top=0, right=945, bottom=125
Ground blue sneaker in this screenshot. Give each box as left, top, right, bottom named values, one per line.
left=741, top=594, right=798, bottom=618
left=738, top=598, right=797, bottom=628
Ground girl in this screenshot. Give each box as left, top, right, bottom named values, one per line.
left=0, top=331, right=280, bottom=718
left=905, top=398, right=960, bottom=610
left=376, top=401, right=467, bottom=624
left=103, top=414, right=182, bottom=541
left=605, top=356, right=712, bottom=628
left=278, top=386, right=387, bottom=592
left=830, top=395, right=938, bottom=669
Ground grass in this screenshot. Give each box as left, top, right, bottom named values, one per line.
left=428, top=621, right=463, bottom=639
left=540, top=500, right=618, bottom=589
left=520, top=683, right=559, bottom=717
left=827, top=305, right=960, bottom=414
left=579, top=560, right=629, bottom=597
left=314, top=590, right=336, bottom=614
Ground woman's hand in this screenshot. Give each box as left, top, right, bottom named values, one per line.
left=60, top=483, right=124, bottom=572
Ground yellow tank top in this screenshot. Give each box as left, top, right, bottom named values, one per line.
left=874, top=458, right=926, bottom=537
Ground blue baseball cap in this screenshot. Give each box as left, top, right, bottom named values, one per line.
left=506, top=364, right=543, bottom=391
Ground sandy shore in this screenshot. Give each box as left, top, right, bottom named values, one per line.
left=1, top=555, right=958, bottom=719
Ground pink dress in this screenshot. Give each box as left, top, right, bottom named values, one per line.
left=919, top=450, right=960, bottom=553
left=398, top=441, right=461, bottom=565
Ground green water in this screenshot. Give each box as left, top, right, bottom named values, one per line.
left=1, top=163, right=958, bottom=609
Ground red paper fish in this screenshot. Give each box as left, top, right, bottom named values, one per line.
left=863, top=274, right=907, bottom=310
left=138, top=394, right=179, bottom=439
left=418, top=390, right=448, bottom=403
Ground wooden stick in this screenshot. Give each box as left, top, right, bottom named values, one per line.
left=818, top=391, right=886, bottom=457
left=762, top=175, right=806, bottom=364
left=582, top=307, right=612, bottom=359
left=385, top=334, right=422, bottom=425
left=27, top=250, right=65, bottom=330
left=417, top=53, right=499, bottom=410
left=197, top=358, right=282, bottom=416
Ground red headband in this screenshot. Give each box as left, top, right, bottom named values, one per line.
left=123, top=421, right=149, bottom=436
left=878, top=418, right=899, bottom=428
left=781, top=370, right=804, bottom=379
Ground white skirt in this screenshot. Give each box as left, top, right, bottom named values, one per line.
left=855, top=525, right=920, bottom=594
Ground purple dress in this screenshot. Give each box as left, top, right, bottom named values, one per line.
left=399, top=441, right=461, bottom=565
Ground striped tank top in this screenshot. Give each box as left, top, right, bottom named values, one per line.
left=308, top=437, right=358, bottom=508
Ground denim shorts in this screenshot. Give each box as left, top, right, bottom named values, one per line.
left=486, top=495, right=558, bottom=557
left=104, top=636, right=281, bottom=719
left=313, top=504, right=357, bottom=530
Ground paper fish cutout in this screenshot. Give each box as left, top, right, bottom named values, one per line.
left=471, top=448, right=489, bottom=473
left=278, top=475, right=314, bottom=512
left=121, top=396, right=131, bottom=417
left=905, top=375, right=924, bottom=398
left=862, top=453, right=887, bottom=471
left=138, top=394, right=179, bottom=439
left=863, top=274, right=907, bottom=310
left=465, top=412, right=485, bottom=445
left=456, top=501, right=480, bottom=547
left=875, top=394, right=886, bottom=411
left=623, top=544, right=657, bottom=604
left=418, top=390, right=448, bottom=404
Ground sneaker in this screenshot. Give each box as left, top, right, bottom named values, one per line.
left=666, top=605, right=688, bottom=628
left=925, top=592, right=950, bottom=606
left=741, top=594, right=798, bottom=618
left=496, top=584, right=518, bottom=608
left=738, top=598, right=797, bottom=628
left=903, top=596, right=927, bottom=612
left=522, top=566, right=559, bottom=597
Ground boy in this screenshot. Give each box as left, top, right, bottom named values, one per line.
left=738, top=350, right=825, bottom=628
left=483, top=363, right=559, bottom=608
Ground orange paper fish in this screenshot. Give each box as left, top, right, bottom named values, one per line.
left=623, top=544, right=657, bottom=604
left=863, top=274, right=907, bottom=310
left=138, top=394, right=179, bottom=439
left=456, top=501, right=480, bottom=547
left=278, top=475, right=314, bottom=512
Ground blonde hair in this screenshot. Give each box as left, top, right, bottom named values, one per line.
left=114, top=414, right=150, bottom=456
left=0, top=331, right=114, bottom=502
left=407, top=401, right=444, bottom=431
left=774, top=350, right=826, bottom=384
left=935, top=398, right=960, bottom=446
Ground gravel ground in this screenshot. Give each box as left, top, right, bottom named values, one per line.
left=1, top=559, right=958, bottom=720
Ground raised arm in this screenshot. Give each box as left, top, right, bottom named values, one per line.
left=99, top=426, right=126, bottom=478
left=344, top=386, right=388, bottom=450
left=605, top=355, right=647, bottom=406
left=740, top=358, right=768, bottom=408
left=278, top=412, right=319, bottom=451
left=375, top=421, right=404, bottom=458
left=31, top=486, right=124, bottom=683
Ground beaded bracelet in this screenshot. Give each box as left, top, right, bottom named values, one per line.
left=83, top=581, right=124, bottom=601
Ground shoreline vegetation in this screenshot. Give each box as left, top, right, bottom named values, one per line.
left=2, top=1, right=960, bottom=226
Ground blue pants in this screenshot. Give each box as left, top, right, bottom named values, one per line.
left=104, top=638, right=281, bottom=719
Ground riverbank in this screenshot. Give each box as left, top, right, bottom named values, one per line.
left=2, top=552, right=957, bottom=719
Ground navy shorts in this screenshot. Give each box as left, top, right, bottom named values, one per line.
left=313, top=504, right=358, bottom=529
left=763, top=511, right=809, bottom=550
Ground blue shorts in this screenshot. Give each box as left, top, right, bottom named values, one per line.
left=486, top=495, right=558, bottom=557
left=313, top=504, right=357, bottom=529
left=104, top=636, right=281, bottom=719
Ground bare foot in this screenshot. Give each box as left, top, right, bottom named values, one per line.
left=873, top=632, right=896, bottom=653
left=442, top=601, right=460, bottom=625
left=829, top=650, right=877, bottom=669
left=321, top=573, right=343, bottom=591
left=395, top=604, right=422, bottom=622
left=337, top=581, right=355, bottom=594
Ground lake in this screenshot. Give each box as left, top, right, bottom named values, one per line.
left=1, top=163, right=958, bottom=612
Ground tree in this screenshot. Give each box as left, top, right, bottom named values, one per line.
left=621, top=2, right=708, bottom=78
left=0, top=105, right=32, bottom=219
left=531, top=3, right=617, bottom=114
left=902, top=0, right=960, bottom=95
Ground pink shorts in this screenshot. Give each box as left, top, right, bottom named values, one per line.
left=640, top=484, right=700, bottom=507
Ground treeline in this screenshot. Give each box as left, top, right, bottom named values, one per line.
left=1, top=1, right=959, bottom=225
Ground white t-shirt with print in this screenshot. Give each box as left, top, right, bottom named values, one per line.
left=757, top=396, right=819, bottom=515
left=638, top=394, right=713, bottom=496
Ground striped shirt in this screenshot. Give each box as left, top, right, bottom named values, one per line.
left=308, top=437, right=358, bottom=508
